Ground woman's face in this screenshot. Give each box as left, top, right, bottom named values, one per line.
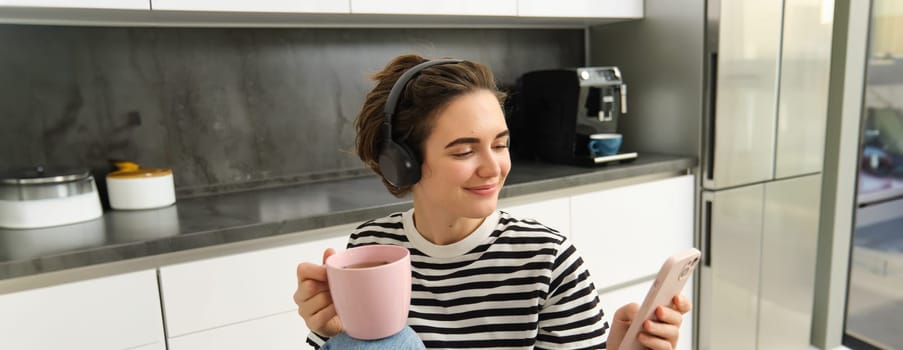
left=413, top=89, right=511, bottom=219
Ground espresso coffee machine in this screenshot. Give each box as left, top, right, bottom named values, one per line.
left=511, top=67, right=637, bottom=165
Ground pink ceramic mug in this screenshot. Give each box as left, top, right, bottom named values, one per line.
left=325, top=244, right=412, bottom=340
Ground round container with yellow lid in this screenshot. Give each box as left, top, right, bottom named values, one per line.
left=106, top=161, right=176, bottom=210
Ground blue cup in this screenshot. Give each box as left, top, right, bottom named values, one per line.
left=588, top=133, right=622, bottom=157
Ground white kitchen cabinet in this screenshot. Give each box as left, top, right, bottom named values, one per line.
left=501, top=196, right=571, bottom=238
left=150, top=0, right=349, bottom=13
left=570, top=175, right=695, bottom=290
left=0, top=0, right=148, bottom=10
left=350, top=0, right=517, bottom=16
left=1, top=0, right=646, bottom=26
left=169, top=311, right=309, bottom=350
left=158, top=230, right=349, bottom=338
left=517, top=0, right=643, bottom=18
left=0, top=269, right=165, bottom=350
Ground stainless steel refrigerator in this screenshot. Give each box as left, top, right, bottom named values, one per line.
left=698, top=0, right=834, bottom=349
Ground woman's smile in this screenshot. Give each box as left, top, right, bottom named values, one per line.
left=464, top=183, right=499, bottom=196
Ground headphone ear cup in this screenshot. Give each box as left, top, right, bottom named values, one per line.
left=378, top=140, right=421, bottom=188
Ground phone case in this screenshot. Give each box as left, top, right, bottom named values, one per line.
left=618, top=248, right=701, bottom=350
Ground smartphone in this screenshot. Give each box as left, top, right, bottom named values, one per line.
left=619, top=248, right=701, bottom=350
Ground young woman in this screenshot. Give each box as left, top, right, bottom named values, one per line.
left=294, top=54, right=691, bottom=349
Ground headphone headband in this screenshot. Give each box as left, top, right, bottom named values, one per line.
left=383, top=58, right=464, bottom=129
left=378, top=58, right=464, bottom=188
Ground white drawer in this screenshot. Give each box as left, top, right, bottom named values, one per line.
left=517, top=0, right=643, bottom=18
left=158, top=230, right=349, bottom=337
left=150, top=0, right=349, bottom=13
left=350, top=0, right=517, bottom=16
left=571, top=175, right=695, bottom=289
left=0, top=269, right=164, bottom=350
left=168, top=311, right=308, bottom=350
left=0, top=0, right=148, bottom=10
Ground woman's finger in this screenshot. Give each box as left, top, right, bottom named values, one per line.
left=638, top=330, right=675, bottom=350
left=306, top=300, right=339, bottom=329
left=643, top=318, right=680, bottom=344
left=322, top=248, right=336, bottom=264
left=297, top=262, right=328, bottom=283
left=298, top=279, right=330, bottom=303
left=300, top=290, right=334, bottom=321
left=672, top=294, right=692, bottom=314
left=654, top=305, right=684, bottom=328
left=614, top=302, right=639, bottom=323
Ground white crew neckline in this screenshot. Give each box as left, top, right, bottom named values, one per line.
left=402, top=209, right=500, bottom=259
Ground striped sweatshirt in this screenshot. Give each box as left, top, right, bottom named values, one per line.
left=308, top=209, right=609, bottom=349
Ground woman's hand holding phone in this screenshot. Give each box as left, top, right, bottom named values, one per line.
left=608, top=295, right=692, bottom=350
left=608, top=248, right=699, bottom=350
left=294, top=248, right=344, bottom=338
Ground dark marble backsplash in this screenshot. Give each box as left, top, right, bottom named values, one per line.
left=0, top=25, right=583, bottom=197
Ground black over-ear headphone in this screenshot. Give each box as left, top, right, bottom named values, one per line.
left=379, top=58, right=464, bottom=188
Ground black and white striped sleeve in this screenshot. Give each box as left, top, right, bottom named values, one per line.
left=305, top=332, right=327, bottom=349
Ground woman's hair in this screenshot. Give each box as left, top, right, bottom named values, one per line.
left=355, top=54, right=506, bottom=197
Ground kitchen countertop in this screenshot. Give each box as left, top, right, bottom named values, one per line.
left=0, top=154, right=695, bottom=281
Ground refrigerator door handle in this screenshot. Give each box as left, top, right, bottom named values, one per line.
left=704, top=51, right=718, bottom=186
left=701, top=195, right=713, bottom=267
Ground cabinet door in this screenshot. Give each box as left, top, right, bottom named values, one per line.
left=158, top=231, right=349, bottom=337
left=758, top=175, right=821, bottom=349
left=151, top=0, right=349, bottom=13
left=517, top=0, right=642, bottom=18
left=169, top=311, right=308, bottom=350
left=570, top=175, right=694, bottom=289
left=350, top=0, right=516, bottom=16
left=501, top=196, right=570, bottom=238
left=699, top=185, right=764, bottom=350
left=0, top=0, right=148, bottom=9
left=0, top=270, right=164, bottom=350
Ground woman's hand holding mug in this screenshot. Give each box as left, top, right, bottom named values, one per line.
left=294, top=248, right=343, bottom=337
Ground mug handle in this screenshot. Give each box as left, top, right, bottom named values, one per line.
left=588, top=140, right=601, bottom=156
